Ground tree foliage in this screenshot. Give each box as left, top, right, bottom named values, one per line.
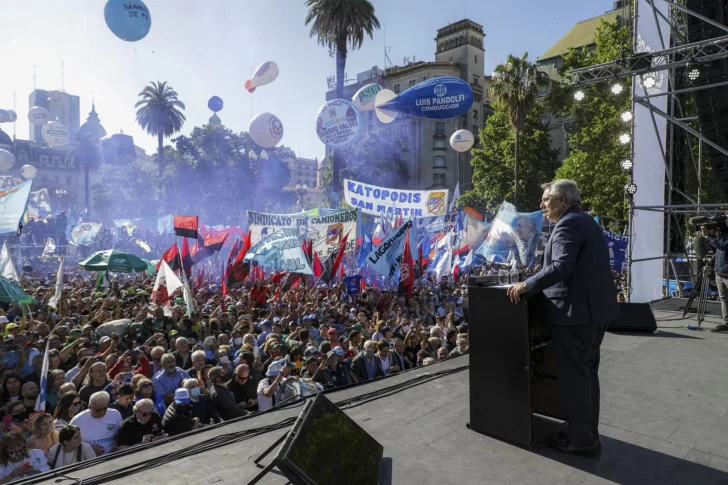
left=460, top=102, right=560, bottom=213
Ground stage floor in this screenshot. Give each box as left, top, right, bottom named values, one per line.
left=31, top=307, right=728, bottom=485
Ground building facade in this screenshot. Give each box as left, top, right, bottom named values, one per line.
left=28, top=89, right=81, bottom=145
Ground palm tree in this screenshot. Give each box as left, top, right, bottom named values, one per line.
left=67, top=132, right=102, bottom=216
left=489, top=53, right=549, bottom=205
left=305, top=0, right=380, bottom=193
left=135, top=81, right=186, bottom=179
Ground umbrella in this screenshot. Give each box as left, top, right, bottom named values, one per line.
left=79, top=250, right=149, bottom=273
left=0, top=277, right=34, bottom=304
left=141, top=259, right=157, bottom=274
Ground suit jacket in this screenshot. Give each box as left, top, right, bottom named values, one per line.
left=524, top=207, right=620, bottom=326
left=210, top=383, right=248, bottom=421
left=352, top=354, right=385, bottom=382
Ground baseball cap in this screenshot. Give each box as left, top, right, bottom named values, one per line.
left=0, top=316, right=8, bottom=324
left=273, top=317, right=281, bottom=324
left=331, top=346, right=345, bottom=357
left=99, top=336, right=111, bottom=344
left=266, top=361, right=281, bottom=377
left=351, top=323, right=363, bottom=332
left=327, top=328, right=338, bottom=335
left=258, top=320, right=272, bottom=329
left=174, top=388, right=190, bottom=405
left=304, top=346, right=320, bottom=357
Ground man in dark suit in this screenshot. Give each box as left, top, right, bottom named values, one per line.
left=508, top=180, right=620, bottom=458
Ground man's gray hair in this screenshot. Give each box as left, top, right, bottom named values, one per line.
left=133, top=398, right=153, bottom=411
left=89, top=391, right=110, bottom=407
left=542, top=179, right=581, bottom=206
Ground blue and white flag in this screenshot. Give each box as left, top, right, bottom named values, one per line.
left=0, top=180, right=33, bottom=234
left=602, top=229, right=628, bottom=271
left=35, top=340, right=50, bottom=412
left=357, top=233, right=373, bottom=269
left=244, top=227, right=313, bottom=275
left=365, top=219, right=412, bottom=278
left=475, top=202, right=543, bottom=268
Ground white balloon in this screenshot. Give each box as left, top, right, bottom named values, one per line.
left=450, top=129, right=475, bottom=153
left=374, top=89, right=398, bottom=124
left=20, top=165, right=37, bottom=179
left=245, top=62, right=279, bottom=93
left=0, top=149, right=15, bottom=171
left=249, top=112, right=284, bottom=149
left=6, top=110, right=17, bottom=123
left=0, top=111, right=8, bottom=123
left=28, top=106, right=52, bottom=126
left=49, top=90, right=63, bottom=102
left=41, top=121, right=70, bottom=148
left=352, top=83, right=382, bottom=112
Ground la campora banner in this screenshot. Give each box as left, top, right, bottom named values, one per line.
left=343, top=178, right=448, bottom=217
left=309, top=209, right=357, bottom=260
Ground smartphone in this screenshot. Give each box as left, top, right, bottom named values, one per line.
left=121, top=372, right=133, bottom=382
left=2, top=415, right=12, bottom=428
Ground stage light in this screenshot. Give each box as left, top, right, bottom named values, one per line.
left=642, top=75, right=657, bottom=89
left=621, top=111, right=633, bottom=122
left=611, top=83, right=624, bottom=95
left=619, top=133, right=631, bottom=144
left=574, top=89, right=585, bottom=101
left=686, top=62, right=702, bottom=82
left=625, top=183, right=638, bottom=195
left=620, top=159, right=633, bottom=170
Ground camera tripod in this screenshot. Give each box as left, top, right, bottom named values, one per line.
left=682, top=257, right=714, bottom=328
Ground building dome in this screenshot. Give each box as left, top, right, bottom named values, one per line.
left=0, top=129, right=12, bottom=151
left=208, top=113, right=222, bottom=126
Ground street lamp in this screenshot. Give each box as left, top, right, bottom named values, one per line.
left=295, top=183, right=309, bottom=207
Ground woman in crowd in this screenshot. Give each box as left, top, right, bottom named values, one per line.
left=0, top=431, right=48, bottom=482
left=0, top=375, right=21, bottom=408
left=134, top=377, right=165, bottom=417
left=1, top=402, right=28, bottom=436
left=47, top=425, right=96, bottom=469
left=25, top=414, right=58, bottom=456
left=45, top=370, right=66, bottom=414
left=53, top=392, right=83, bottom=431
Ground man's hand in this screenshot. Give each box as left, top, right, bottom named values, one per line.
left=701, top=226, right=711, bottom=237
left=91, top=444, right=105, bottom=456
left=506, top=282, right=528, bottom=304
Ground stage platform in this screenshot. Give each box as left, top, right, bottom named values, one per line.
left=27, top=308, right=728, bottom=485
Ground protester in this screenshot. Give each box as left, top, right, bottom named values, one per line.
left=161, top=389, right=199, bottom=436
left=116, top=399, right=165, bottom=449
left=47, top=425, right=96, bottom=469
left=53, top=392, right=83, bottom=431
left=182, top=379, right=219, bottom=426
left=0, top=431, right=49, bottom=482
left=208, top=367, right=247, bottom=420
left=25, top=414, right=58, bottom=456
left=69, top=391, right=123, bottom=456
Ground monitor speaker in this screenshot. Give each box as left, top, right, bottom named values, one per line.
left=608, top=302, right=657, bottom=332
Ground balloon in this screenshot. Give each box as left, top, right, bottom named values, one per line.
left=104, top=0, right=152, bottom=42
left=374, top=89, right=398, bottom=124
left=450, top=129, right=475, bottom=152
left=6, top=110, right=17, bottom=123
left=28, top=106, right=51, bottom=126
left=41, top=121, right=70, bottom=148
left=0, top=111, right=8, bottom=123
left=352, top=84, right=382, bottom=112
left=245, top=62, right=279, bottom=93
left=0, top=150, right=15, bottom=172
left=315, top=99, right=363, bottom=149
left=208, top=96, right=223, bottom=112
left=249, top=112, right=284, bottom=149
left=377, top=76, right=474, bottom=120
left=49, top=90, right=63, bottom=102
left=20, top=165, right=37, bottom=180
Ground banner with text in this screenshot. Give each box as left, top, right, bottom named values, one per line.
left=246, top=210, right=308, bottom=246
left=603, top=229, right=628, bottom=271
left=243, top=227, right=313, bottom=275
left=344, top=179, right=448, bottom=218
left=365, top=219, right=413, bottom=278
left=0, top=180, right=33, bottom=234
left=309, top=209, right=358, bottom=260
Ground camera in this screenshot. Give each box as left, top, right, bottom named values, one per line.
left=690, top=215, right=725, bottom=231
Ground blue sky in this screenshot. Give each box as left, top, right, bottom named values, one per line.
left=0, top=0, right=615, bottom=160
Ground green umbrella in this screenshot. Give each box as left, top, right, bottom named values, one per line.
left=0, top=277, right=34, bottom=304
left=79, top=250, right=149, bottom=273
left=141, top=259, right=157, bottom=274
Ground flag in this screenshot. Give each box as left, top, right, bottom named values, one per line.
left=398, top=229, right=414, bottom=297
left=344, top=275, right=362, bottom=295
left=357, top=233, right=372, bottom=269
left=35, top=341, right=50, bottom=412
left=2, top=258, right=18, bottom=282
left=173, top=215, right=199, bottom=239
left=152, top=260, right=184, bottom=306
left=448, top=182, right=460, bottom=214
left=313, top=252, right=323, bottom=278
left=435, top=236, right=453, bottom=282
left=322, top=233, right=348, bottom=283
left=157, top=244, right=180, bottom=272
left=181, top=238, right=193, bottom=278
left=42, top=238, right=56, bottom=257
left=418, top=234, right=431, bottom=264
left=203, top=232, right=228, bottom=252
left=196, top=266, right=205, bottom=290
left=48, top=256, right=64, bottom=309
left=0, top=242, right=9, bottom=272
left=365, top=219, right=412, bottom=278
left=372, top=209, right=388, bottom=246
left=226, top=231, right=252, bottom=287
left=455, top=209, right=465, bottom=233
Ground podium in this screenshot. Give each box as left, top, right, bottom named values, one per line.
left=467, top=284, right=567, bottom=448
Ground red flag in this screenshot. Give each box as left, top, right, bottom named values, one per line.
left=271, top=271, right=287, bottom=283
left=157, top=244, right=180, bottom=271
left=418, top=243, right=424, bottom=275
left=221, top=276, right=228, bottom=299
left=306, top=240, right=313, bottom=261
left=338, top=263, right=345, bottom=281
left=360, top=277, right=366, bottom=290
left=399, top=229, right=414, bottom=297
left=313, top=252, right=322, bottom=278
left=173, top=215, right=199, bottom=239
left=181, top=237, right=193, bottom=278
left=227, top=231, right=252, bottom=286
left=196, top=266, right=205, bottom=290
left=329, top=233, right=349, bottom=282
left=453, top=244, right=470, bottom=257
left=204, top=232, right=228, bottom=252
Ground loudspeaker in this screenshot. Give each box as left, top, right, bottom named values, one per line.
left=607, top=302, right=658, bottom=332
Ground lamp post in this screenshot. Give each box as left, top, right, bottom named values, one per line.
left=295, top=183, right=309, bottom=209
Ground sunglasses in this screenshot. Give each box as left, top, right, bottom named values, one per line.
left=236, top=375, right=249, bottom=381
left=136, top=411, right=152, bottom=417
left=141, top=383, right=153, bottom=388
left=92, top=407, right=108, bottom=413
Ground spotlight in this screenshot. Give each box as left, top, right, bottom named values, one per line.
left=642, top=74, right=657, bottom=89
left=611, top=83, right=624, bottom=95
left=686, top=63, right=701, bottom=82
left=625, top=183, right=638, bottom=195
left=620, top=159, right=634, bottom=170
left=619, top=134, right=631, bottom=144
left=574, top=89, right=585, bottom=101
left=621, top=111, right=633, bottom=122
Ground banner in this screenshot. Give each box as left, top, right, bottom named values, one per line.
left=0, top=180, right=33, bottom=234
left=243, top=227, right=313, bottom=275
left=344, top=179, right=448, bottom=217
left=71, top=222, right=102, bottom=246
left=174, top=215, right=198, bottom=239
left=365, top=219, right=412, bottom=278
left=309, top=209, right=357, bottom=260
left=461, top=214, right=491, bottom=250
left=344, top=275, right=362, bottom=295
left=474, top=202, right=543, bottom=268
left=603, top=229, right=628, bottom=271
left=246, top=210, right=308, bottom=245
left=28, top=188, right=51, bottom=216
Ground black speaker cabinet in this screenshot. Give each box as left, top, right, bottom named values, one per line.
left=607, top=302, right=657, bottom=332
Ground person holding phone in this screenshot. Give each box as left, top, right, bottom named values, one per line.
left=0, top=431, right=49, bottom=483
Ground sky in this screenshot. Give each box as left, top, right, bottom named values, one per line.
left=0, top=0, right=616, bottom=161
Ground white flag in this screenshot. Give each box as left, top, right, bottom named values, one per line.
left=448, top=182, right=460, bottom=214
left=365, top=219, right=412, bottom=278
left=35, top=341, right=50, bottom=412
left=152, top=260, right=183, bottom=306
left=463, top=250, right=473, bottom=269
left=2, top=258, right=19, bottom=282
left=0, top=242, right=9, bottom=271
left=178, top=259, right=196, bottom=315
left=48, top=256, right=64, bottom=309
left=42, top=238, right=56, bottom=257
left=435, top=234, right=453, bottom=282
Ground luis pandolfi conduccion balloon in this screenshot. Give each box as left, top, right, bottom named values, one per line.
left=376, top=76, right=474, bottom=123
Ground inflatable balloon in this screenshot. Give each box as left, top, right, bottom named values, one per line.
left=41, top=121, right=70, bottom=148
left=352, top=83, right=382, bottom=112
left=6, top=110, right=17, bottom=123
left=208, top=96, right=223, bottom=112
left=249, top=112, right=284, bottom=149
left=450, top=129, right=475, bottom=152
left=315, top=99, right=363, bottom=149
left=49, top=90, right=63, bottom=102
left=20, top=165, right=37, bottom=180
left=377, top=76, right=474, bottom=121
left=104, top=0, right=152, bottom=42
left=28, top=106, right=51, bottom=126
left=0, top=150, right=15, bottom=172
left=374, top=89, right=398, bottom=124
left=0, top=111, right=8, bottom=124
left=245, top=62, right=279, bottom=93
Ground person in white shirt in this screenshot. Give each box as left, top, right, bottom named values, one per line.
left=0, top=431, right=49, bottom=483
left=256, top=361, right=291, bottom=412
left=47, top=425, right=96, bottom=470
left=69, top=391, right=122, bottom=456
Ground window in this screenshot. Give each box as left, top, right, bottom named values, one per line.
left=473, top=75, right=480, bottom=86
left=435, top=122, right=445, bottom=135
left=473, top=125, right=478, bottom=134
left=394, top=84, right=400, bottom=93
left=433, top=173, right=446, bottom=186
left=473, top=109, right=479, bottom=120
left=66, top=177, right=72, bottom=186
left=297, top=171, right=303, bottom=176
left=434, top=156, right=446, bottom=168
left=434, top=138, right=446, bottom=149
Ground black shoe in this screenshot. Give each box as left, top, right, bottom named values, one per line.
left=710, top=324, right=728, bottom=333
left=547, top=436, right=601, bottom=459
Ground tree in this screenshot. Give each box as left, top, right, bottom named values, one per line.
left=135, top=81, right=186, bottom=180
left=489, top=53, right=549, bottom=205
left=67, top=132, right=102, bottom=216
left=460, top=102, right=560, bottom=212
left=305, top=0, right=380, bottom=193
left=320, top=129, right=409, bottom=192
